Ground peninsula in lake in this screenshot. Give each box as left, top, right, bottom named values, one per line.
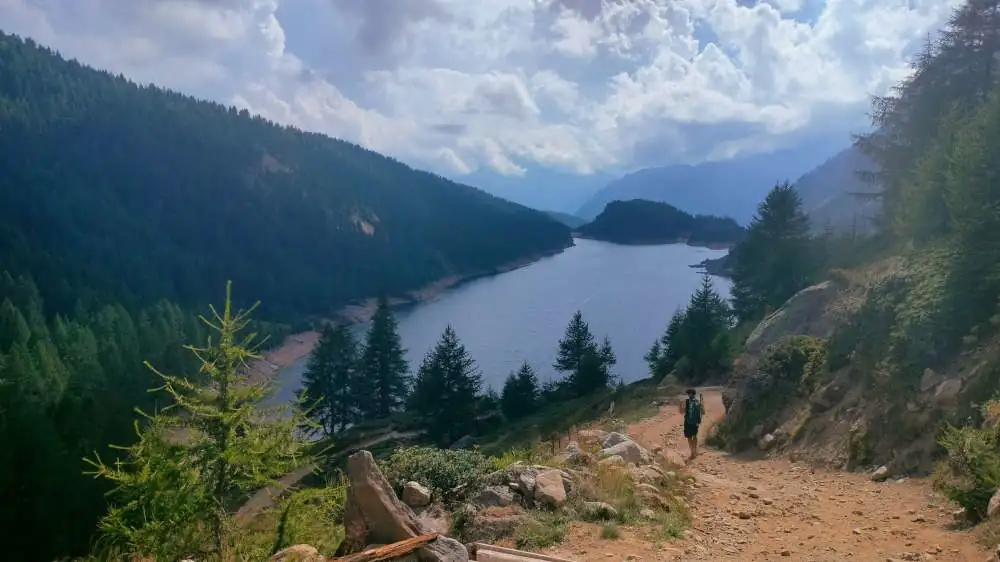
left=576, top=199, right=745, bottom=247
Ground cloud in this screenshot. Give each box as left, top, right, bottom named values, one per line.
left=0, top=0, right=963, bottom=177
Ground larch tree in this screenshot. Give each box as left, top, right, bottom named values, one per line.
left=409, top=325, right=482, bottom=444
left=299, top=322, right=359, bottom=436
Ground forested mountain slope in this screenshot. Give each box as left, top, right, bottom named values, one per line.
left=0, top=33, right=571, bottom=322
left=577, top=199, right=745, bottom=246
left=791, top=146, right=879, bottom=233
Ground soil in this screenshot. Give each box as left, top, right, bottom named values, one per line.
left=540, top=389, right=989, bottom=561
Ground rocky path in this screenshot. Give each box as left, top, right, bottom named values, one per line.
left=543, top=388, right=987, bottom=561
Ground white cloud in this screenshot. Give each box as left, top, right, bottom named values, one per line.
left=0, top=0, right=964, bottom=176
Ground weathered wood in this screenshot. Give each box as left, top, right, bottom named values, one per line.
left=469, top=543, right=576, bottom=562
left=332, top=533, right=440, bottom=561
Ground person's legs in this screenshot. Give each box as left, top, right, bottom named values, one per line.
left=684, top=424, right=698, bottom=459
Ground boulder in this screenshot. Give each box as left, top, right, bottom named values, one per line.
left=989, top=489, right=1000, bottom=519
left=475, top=485, right=515, bottom=508
left=269, top=545, right=324, bottom=562
left=516, top=471, right=537, bottom=504
left=598, top=455, right=625, bottom=467
left=402, top=481, right=432, bottom=508
left=631, top=465, right=664, bottom=485
left=660, top=449, right=687, bottom=468
left=601, top=440, right=651, bottom=465
left=534, top=469, right=567, bottom=508
left=744, top=281, right=840, bottom=354
left=601, top=432, right=631, bottom=449
left=576, top=429, right=609, bottom=447
left=871, top=465, right=890, bottom=482
left=335, top=450, right=468, bottom=561
left=933, top=379, right=963, bottom=408
left=758, top=433, right=776, bottom=451
left=449, top=435, right=476, bottom=450
left=582, top=501, right=618, bottom=520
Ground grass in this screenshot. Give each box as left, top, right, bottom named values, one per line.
left=514, top=513, right=569, bottom=550
left=599, top=522, right=620, bottom=540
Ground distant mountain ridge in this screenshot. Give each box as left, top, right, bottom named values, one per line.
left=576, top=138, right=847, bottom=224
left=792, top=146, right=880, bottom=233
left=456, top=167, right=613, bottom=214
left=577, top=199, right=745, bottom=247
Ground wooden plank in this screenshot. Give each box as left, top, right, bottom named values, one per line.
left=331, top=533, right=441, bottom=561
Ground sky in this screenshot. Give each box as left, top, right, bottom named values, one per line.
left=0, top=0, right=962, bottom=178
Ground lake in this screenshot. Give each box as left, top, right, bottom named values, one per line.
left=268, top=238, right=731, bottom=403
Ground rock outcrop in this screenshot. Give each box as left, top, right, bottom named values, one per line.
left=744, top=281, right=841, bottom=355
left=334, top=451, right=468, bottom=561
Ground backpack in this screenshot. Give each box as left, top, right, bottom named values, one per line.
left=685, top=397, right=702, bottom=425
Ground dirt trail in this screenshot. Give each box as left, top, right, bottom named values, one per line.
left=543, top=388, right=987, bottom=561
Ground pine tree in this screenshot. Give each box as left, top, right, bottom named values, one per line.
left=409, top=325, right=482, bottom=444
left=730, top=182, right=813, bottom=322
left=500, top=362, right=539, bottom=420
left=85, top=283, right=309, bottom=561
left=299, top=322, right=359, bottom=436
left=359, top=295, right=409, bottom=420
left=554, top=311, right=616, bottom=396
left=650, top=274, right=733, bottom=384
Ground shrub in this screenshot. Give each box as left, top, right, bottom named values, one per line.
left=759, top=335, right=826, bottom=386
left=599, top=523, right=619, bottom=540
left=514, top=513, right=568, bottom=550
left=269, top=479, right=348, bottom=556
left=934, top=406, right=1000, bottom=522
left=381, top=446, right=493, bottom=501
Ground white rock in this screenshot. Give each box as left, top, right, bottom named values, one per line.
left=401, top=481, right=432, bottom=508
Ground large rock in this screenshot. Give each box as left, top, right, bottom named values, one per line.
left=534, top=469, right=567, bottom=508
left=576, top=429, right=609, bottom=448
left=601, top=432, right=631, bottom=449
left=600, top=439, right=651, bottom=465
left=871, top=465, right=890, bottom=482
left=989, top=489, right=1000, bottom=519
left=475, top=485, right=515, bottom=508
left=335, top=451, right=468, bottom=561
left=933, top=379, right=963, bottom=408
left=744, top=281, right=840, bottom=355
left=402, top=481, right=432, bottom=508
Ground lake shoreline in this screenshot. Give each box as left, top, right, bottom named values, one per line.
left=247, top=240, right=575, bottom=383
left=571, top=233, right=734, bottom=250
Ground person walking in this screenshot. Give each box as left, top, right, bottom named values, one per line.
left=683, top=388, right=703, bottom=460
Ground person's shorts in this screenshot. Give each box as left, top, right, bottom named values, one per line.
left=683, top=423, right=699, bottom=438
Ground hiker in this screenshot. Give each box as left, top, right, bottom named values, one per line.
left=683, top=388, right=703, bottom=459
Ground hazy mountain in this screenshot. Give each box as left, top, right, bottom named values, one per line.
left=456, top=167, right=613, bottom=214
left=544, top=210, right=588, bottom=229
left=576, top=137, right=847, bottom=223
left=792, top=146, right=881, bottom=233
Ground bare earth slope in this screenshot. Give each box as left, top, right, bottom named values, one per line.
left=541, top=388, right=986, bottom=561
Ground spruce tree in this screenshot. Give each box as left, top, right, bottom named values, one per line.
left=730, top=182, right=813, bottom=322
left=554, top=311, right=616, bottom=396
left=650, top=274, right=732, bottom=384
left=359, top=295, right=409, bottom=420
left=500, top=362, right=539, bottom=420
left=409, top=325, right=482, bottom=444
left=85, top=283, right=309, bottom=561
left=299, top=322, right=359, bottom=436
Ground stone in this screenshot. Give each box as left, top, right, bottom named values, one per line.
left=476, top=485, right=515, bottom=508
left=582, top=501, right=618, bottom=520
left=534, top=469, right=567, bottom=508
left=335, top=450, right=468, bottom=561
left=600, top=440, right=651, bottom=465
left=449, top=435, right=476, bottom=450
left=660, top=449, right=687, bottom=467
left=576, top=429, right=609, bottom=447
left=598, top=455, right=625, bottom=466
left=933, top=379, right=962, bottom=408
left=401, top=481, right=432, bottom=508
left=639, top=508, right=658, bottom=520
left=920, top=368, right=944, bottom=392
left=516, top=471, right=537, bottom=504
left=988, top=489, right=1000, bottom=519
left=758, top=433, right=776, bottom=451
left=269, top=545, right=324, bottom=562
left=601, top=432, right=631, bottom=449
left=631, top=465, right=663, bottom=484
left=871, top=466, right=890, bottom=482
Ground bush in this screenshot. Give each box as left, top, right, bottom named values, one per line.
left=269, top=480, right=348, bottom=555
left=514, top=513, right=568, bottom=550
left=934, top=404, right=1000, bottom=522
left=381, top=446, right=493, bottom=501
left=759, top=335, right=826, bottom=386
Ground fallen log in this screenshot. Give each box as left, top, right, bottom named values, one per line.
left=332, top=533, right=440, bottom=561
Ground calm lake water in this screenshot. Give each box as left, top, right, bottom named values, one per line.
left=268, top=239, right=731, bottom=403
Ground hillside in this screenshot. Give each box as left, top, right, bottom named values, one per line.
left=792, top=146, right=880, bottom=233
left=576, top=199, right=744, bottom=247
left=575, top=137, right=845, bottom=223
left=544, top=210, right=588, bottom=229
left=0, top=32, right=571, bottom=323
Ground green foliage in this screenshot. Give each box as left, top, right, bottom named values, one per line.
left=269, top=480, right=348, bottom=556
left=577, top=199, right=745, bottom=246
left=501, top=362, right=540, bottom=420
left=758, top=335, right=827, bottom=388
left=299, top=323, right=360, bottom=436
left=409, top=326, right=483, bottom=444
left=358, top=296, right=410, bottom=421
left=554, top=311, right=617, bottom=396
left=647, top=273, right=733, bottom=384
left=381, top=446, right=493, bottom=501
left=85, top=283, right=310, bottom=561
left=599, top=522, right=620, bottom=540
left=513, top=513, right=569, bottom=550
left=934, top=405, right=1000, bottom=522
left=730, top=182, right=814, bottom=322
left=0, top=32, right=571, bottom=323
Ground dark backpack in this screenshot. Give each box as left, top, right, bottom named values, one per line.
left=685, top=397, right=702, bottom=425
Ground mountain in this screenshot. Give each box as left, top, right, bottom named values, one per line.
left=0, top=33, right=572, bottom=322
left=791, top=146, right=881, bottom=233
left=544, top=210, right=587, bottom=229
left=456, top=167, right=613, bottom=214
left=576, top=138, right=847, bottom=223
left=577, top=199, right=745, bottom=247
